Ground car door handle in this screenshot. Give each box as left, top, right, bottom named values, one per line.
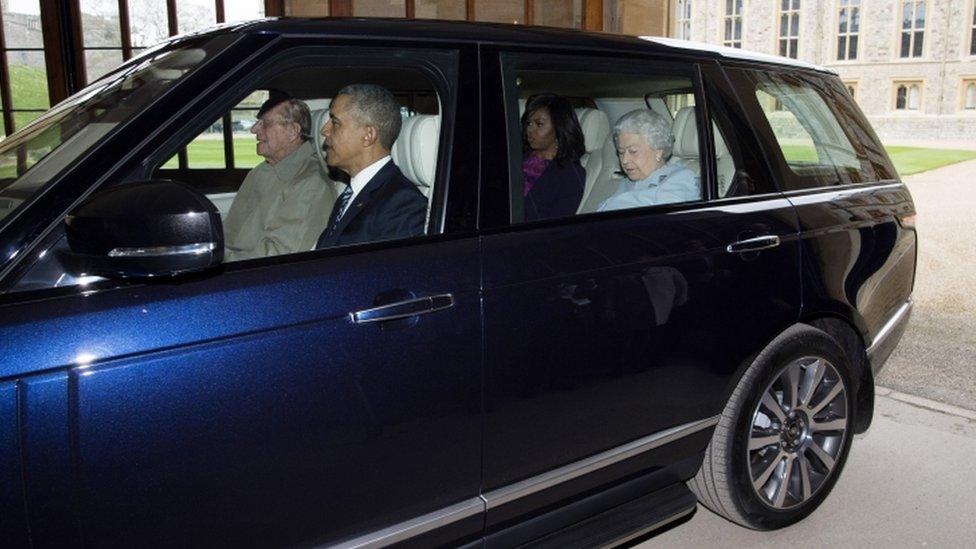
left=350, top=294, right=455, bottom=324
left=726, top=235, right=781, bottom=253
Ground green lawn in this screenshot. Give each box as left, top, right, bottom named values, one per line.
left=779, top=144, right=976, bottom=176
left=883, top=146, right=976, bottom=176
left=6, top=64, right=49, bottom=133
left=162, top=138, right=263, bottom=169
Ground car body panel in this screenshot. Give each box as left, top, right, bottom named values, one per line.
left=3, top=240, right=483, bottom=547
left=789, top=183, right=917, bottom=361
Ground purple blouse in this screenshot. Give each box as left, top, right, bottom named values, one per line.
left=522, top=155, right=551, bottom=197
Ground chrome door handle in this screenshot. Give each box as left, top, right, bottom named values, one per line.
left=350, top=293, right=454, bottom=324
left=726, top=235, right=781, bottom=253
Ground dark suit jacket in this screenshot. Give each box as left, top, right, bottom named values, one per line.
left=524, top=160, right=585, bottom=221
left=315, top=161, right=427, bottom=249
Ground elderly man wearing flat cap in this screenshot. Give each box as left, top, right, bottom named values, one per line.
left=223, top=95, right=336, bottom=261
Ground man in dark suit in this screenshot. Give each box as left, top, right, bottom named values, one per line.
left=315, top=84, right=427, bottom=249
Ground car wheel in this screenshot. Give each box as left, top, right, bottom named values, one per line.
left=690, top=324, right=855, bottom=529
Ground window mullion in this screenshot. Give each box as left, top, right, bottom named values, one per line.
left=222, top=113, right=234, bottom=169
left=167, top=0, right=179, bottom=36
left=0, top=8, right=14, bottom=136
left=119, top=0, right=133, bottom=61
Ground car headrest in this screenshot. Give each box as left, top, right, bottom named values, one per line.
left=310, top=108, right=330, bottom=173
left=391, top=114, right=440, bottom=191
left=575, top=108, right=610, bottom=154
left=671, top=106, right=731, bottom=159
left=671, top=106, right=698, bottom=158
left=713, top=125, right=730, bottom=159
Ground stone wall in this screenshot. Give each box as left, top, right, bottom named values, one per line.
left=677, top=0, right=976, bottom=142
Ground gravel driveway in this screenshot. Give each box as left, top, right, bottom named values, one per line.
left=875, top=159, right=976, bottom=411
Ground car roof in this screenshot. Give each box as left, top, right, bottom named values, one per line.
left=200, top=17, right=834, bottom=75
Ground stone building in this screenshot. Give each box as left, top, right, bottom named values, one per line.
left=666, top=0, right=976, bottom=141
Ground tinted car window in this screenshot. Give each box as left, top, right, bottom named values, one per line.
left=503, top=56, right=704, bottom=223
left=10, top=46, right=457, bottom=292
left=723, top=67, right=887, bottom=191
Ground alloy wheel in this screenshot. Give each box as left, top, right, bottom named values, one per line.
left=747, top=356, right=849, bottom=510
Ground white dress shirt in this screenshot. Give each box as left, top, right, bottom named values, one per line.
left=338, top=155, right=392, bottom=219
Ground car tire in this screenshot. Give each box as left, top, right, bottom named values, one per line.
left=690, top=324, right=855, bottom=529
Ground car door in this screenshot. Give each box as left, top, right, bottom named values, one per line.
left=477, top=51, right=802, bottom=540
left=0, top=36, right=484, bottom=548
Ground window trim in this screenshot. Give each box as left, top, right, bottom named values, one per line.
left=896, top=0, right=926, bottom=59
left=147, top=42, right=459, bottom=239
left=0, top=7, right=49, bottom=136
left=776, top=0, right=801, bottom=60
left=834, top=0, right=861, bottom=62
left=967, top=0, right=976, bottom=58
left=2, top=38, right=471, bottom=298
left=720, top=65, right=890, bottom=193
left=960, top=77, right=976, bottom=112
left=674, top=0, right=692, bottom=41
left=495, top=51, right=712, bottom=229
left=891, top=79, right=924, bottom=112
left=723, top=0, right=745, bottom=49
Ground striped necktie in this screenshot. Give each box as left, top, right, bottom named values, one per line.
left=327, top=184, right=353, bottom=238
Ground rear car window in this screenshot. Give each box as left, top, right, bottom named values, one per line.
left=724, top=68, right=894, bottom=191
left=502, top=56, right=708, bottom=224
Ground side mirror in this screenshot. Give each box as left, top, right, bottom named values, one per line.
left=61, top=180, right=223, bottom=278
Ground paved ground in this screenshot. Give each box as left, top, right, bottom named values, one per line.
left=637, top=391, right=976, bottom=548
left=874, top=159, right=976, bottom=411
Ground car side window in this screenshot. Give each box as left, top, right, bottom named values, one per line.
left=723, top=67, right=884, bottom=191
left=149, top=64, right=446, bottom=263
left=9, top=47, right=456, bottom=293
left=503, top=58, right=705, bottom=224
left=160, top=90, right=266, bottom=173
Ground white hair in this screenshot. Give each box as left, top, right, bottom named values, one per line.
left=613, top=109, right=674, bottom=159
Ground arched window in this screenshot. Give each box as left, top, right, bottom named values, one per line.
left=908, top=85, right=920, bottom=110
left=896, top=85, right=908, bottom=109
left=965, top=83, right=976, bottom=110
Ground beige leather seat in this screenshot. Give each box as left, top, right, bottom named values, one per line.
left=574, top=107, right=611, bottom=214
left=310, top=108, right=331, bottom=175
left=306, top=108, right=342, bottom=198
left=391, top=113, right=439, bottom=227
left=578, top=134, right=626, bottom=213
left=671, top=106, right=735, bottom=197
left=391, top=114, right=439, bottom=198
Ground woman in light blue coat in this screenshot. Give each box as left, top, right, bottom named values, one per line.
left=599, top=108, right=700, bottom=211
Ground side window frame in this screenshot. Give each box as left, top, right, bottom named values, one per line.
left=720, top=62, right=884, bottom=192
left=4, top=38, right=470, bottom=299
left=492, top=49, right=709, bottom=228
left=144, top=43, right=459, bottom=239
left=699, top=60, right=782, bottom=199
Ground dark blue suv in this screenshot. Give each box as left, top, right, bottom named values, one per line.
left=0, top=19, right=915, bottom=548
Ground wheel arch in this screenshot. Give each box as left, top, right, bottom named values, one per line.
left=722, top=312, right=873, bottom=436
left=803, top=314, right=873, bottom=434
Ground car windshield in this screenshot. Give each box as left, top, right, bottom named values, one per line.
left=0, top=34, right=235, bottom=226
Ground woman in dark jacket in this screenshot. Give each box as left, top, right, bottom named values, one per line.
left=521, top=93, right=586, bottom=221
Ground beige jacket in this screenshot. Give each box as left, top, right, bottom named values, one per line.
left=223, top=141, right=337, bottom=261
